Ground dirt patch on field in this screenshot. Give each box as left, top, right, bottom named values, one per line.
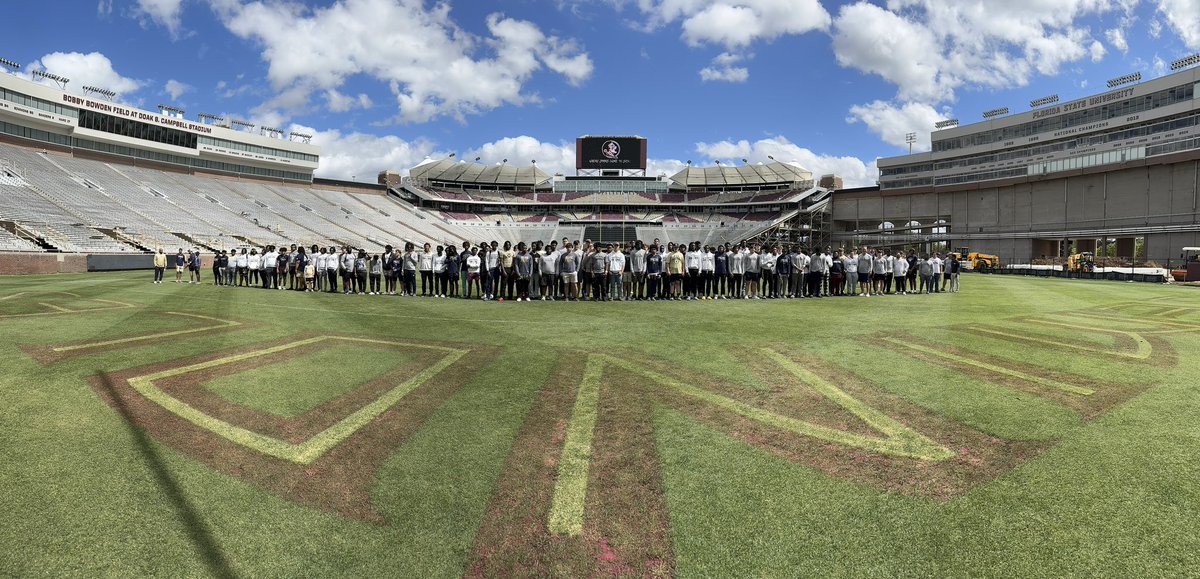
left=954, top=319, right=1178, bottom=367
left=467, top=357, right=676, bottom=578
left=22, top=313, right=255, bottom=365
left=154, top=344, right=444, bottom=443
left=642, top=349, right=1046, bottom=500
left=92, top=336, right=495, bottom=523
left=881, top=333, right=1149, bottom=420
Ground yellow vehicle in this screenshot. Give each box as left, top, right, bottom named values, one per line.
left=952, top=248, right=1001, bottom=271
left=1067, top=251, right=1095, bottom=273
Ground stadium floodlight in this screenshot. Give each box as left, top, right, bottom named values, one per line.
left=288, top=131, right=312, bottom=143
left=474, top=156, right=481, bottom=162
left=1029, top=94, right=1060, bottom=108
left=230, top=119, right=255, bottom=131
left=767, top=155, right=775, bottom=161
left=935, top=119, right=959, bottom=129
left=260, top=126, right=284, bottom=138
left=31, top=69, right=69, bottom=89
left=82, top=85, right=117, bottom=100
left=197, top=112, right=224, bottom=124
left=1106, top=72, right=1141, bottom=88
left=905, top=132, right=918, bottom=154
left=982, top=106, right=1009, bottom=119
left=157, top=104, right=185, bottom=116
left=0, top=57, right=21, bottom=70
left=1170, top=54, right=1200, bottom=71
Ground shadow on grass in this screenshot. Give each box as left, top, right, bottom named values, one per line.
left=97, top=373, right=239, bottom=579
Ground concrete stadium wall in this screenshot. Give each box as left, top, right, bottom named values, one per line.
left=834, top=159, right=1200, bottom=264
left=0, top=252, right=88, bottom=275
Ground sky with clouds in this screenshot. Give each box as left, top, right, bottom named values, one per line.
left=5, top=0, right=1200, bottom=186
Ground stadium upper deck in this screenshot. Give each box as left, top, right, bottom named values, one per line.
left=878, top=64, right=1200, bottom=191
left=0, top=72, right=319, bottom=182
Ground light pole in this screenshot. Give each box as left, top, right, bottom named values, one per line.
left=905, top=132, right=917, bottom=154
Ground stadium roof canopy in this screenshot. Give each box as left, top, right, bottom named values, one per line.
left=409, top=159, right=552, bottom=188
left=669, top=161, right=813, bottom=188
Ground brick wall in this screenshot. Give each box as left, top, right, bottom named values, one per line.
left=0, top=253, right=88, bottom=275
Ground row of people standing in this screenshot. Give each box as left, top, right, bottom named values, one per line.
left=154, top=241, right=962, bottom=299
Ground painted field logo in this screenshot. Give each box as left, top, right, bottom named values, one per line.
left=90, top=334, right=491, bottom=522
left=468, top=302, right=1200, bottom=576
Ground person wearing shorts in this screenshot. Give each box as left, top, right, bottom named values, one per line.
left=667, top=245, right=685, bottom=300
left=856, top=247, right=874, bottom=296
left=744, top=245, right=761, bottom=299
left=559, top=247, right=579, bottom=301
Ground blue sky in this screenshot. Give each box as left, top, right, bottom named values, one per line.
left=4, top=0, right=1200, bottom=185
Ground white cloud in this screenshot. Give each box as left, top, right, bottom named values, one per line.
left=694, top=136, right=878, bottom=188
left=135, top=0, right=185, bottom=38
left=1148, top=18, right=1163, bottom=39
left=634, top=0, right=830, bottom=48
left=1105, top=28, right=1128, bottom=53
left=462, top=135, right=577, bottom=176
left=97, top=0, right=113, bottom=17
left=699, top=52, right=750, bottom=83
left=298, top=124, right=441, bottom=181
left=1157, top=0, right=1200, bottom=49
left=22, top=52, right=143, bottom=99
left=164, top=79, right=191, bottom=100
left=207, top=0, right=593, bottom=123
left=846, top=100, right=946, bottom=152
left=832, top=1, right=1117, bottom=104
left=324, top=89, right=373, bottom=113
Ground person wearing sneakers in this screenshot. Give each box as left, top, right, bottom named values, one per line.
left=513, top=243, right=533, bottom=301
left=856, top=247, right=873, bottom=296
left=728, top=244, right=745, bottom=299
left=152, top=248, right=167, bottom=284
left=744, top=244, right=761, bottom=299
left=607, top=243, right=626, bottom=301
left=646, top=245, right=663, bottom=301
left=433, top=245, right=447, bottom=297
left=539, top=245, right=559, bottom=300
left=892, top=251, right=909, bottom=295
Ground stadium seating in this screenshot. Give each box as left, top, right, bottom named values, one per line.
left=0, top=140, right=810, bottom=255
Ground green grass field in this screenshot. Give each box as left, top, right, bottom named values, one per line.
left=2, top=271, right=1198, bottom=577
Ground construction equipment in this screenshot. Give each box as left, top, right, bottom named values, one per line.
left=1067, top=251, right=1095, bottom=273
left=1172, top=247, right=1200, bottom=282
left=952, top=247, right=1002, bottom=272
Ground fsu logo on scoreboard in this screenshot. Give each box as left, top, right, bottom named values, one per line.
left=576, top=135, right=647, bottom=170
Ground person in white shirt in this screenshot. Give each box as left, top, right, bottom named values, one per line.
left=843, top=250, right=858, bottom=297
left=326, top=246, right=341, bottom=293
left=931, top=252, right=940, bottom=291
left=700, top=246, right=715, bottom=299
left=432, top=246, right=447, bottom=297
left=343, top=247, right=359, bottom=294
left=892, top=252, right=909, bottom=295
left=538, top=246, right=559, bottom=300
left=247, top=249, right=262, bottom=287
left=262, top=247, right=279, bottom=290
left=606, top=244, right=626, bottom=301
left=759, top=247, right=777, bottom=299
left=465, top=247, right=482, bottom=299
left=234, top=249, right=249, bottom=287
left=931, top=253, right=945, bottom=293
left=683, top=242, right=702, bottom=299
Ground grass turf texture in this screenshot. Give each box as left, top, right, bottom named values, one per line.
left=1, top=271, right=1199, bottom=577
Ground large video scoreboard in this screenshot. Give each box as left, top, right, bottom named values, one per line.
left=576, top=136, right=647, bottom=171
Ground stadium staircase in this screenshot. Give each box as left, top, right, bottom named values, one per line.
left=95, top=228, right=153, bottom=252
left=582, top=225, right=638, bottom=245
left=0, top=221, right=56, bottom=252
